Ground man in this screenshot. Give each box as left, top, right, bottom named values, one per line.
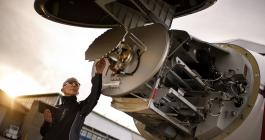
left=40, top=59, right=106, bottom=140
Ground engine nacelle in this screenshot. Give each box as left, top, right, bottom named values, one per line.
left=87, top=24, right=264, bottom=140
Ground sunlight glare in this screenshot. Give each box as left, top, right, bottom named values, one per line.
left=0, top=65, right=46, bottom=97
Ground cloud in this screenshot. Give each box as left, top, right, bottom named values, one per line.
left=0, top=0, right=105, bottom=92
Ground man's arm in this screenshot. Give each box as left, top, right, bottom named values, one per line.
left=40, top=121, right=52, bottom=136
left=79, top=59, right=105, bottom=115
left=79, top=73, right=102, bottom=115
left=40, top=109, right=53, bottom=136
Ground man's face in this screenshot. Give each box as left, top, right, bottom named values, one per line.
left=62, top=80, right=80, bottom=96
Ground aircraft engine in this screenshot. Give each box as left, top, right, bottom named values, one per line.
left=86, top=23, right=263, bottom=140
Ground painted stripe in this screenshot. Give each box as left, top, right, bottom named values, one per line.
left=151, top=88, right=158, bottom=99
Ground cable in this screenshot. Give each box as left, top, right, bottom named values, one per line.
left=122, top=49, right=141, bottom=75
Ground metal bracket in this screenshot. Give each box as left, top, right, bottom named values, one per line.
left=168, top=88, right=204, bottom=119
left=148, top=101, right=192, bottom=135
left=95, top=0, right=146, bottom=30
left=130, top=0, right=175, bottom=29
left=95, top=0, right=175, bottom=30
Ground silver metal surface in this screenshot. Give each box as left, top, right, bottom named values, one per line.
left=101, top=23, right=170, bottom=96
left=169, top=88, right=204, bottom=118
left=148, top=102, right=192, bottom=135
left=168, top=68, right=192, bottom=90
left=175, top=57, right=206, bottom=88
left=85, top=27, right=126, bottom=61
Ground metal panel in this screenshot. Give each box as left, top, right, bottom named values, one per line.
left=98, top=24, right=170, bottom=96
left=85, top=27, right=126, bottom=61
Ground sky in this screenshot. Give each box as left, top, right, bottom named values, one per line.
left=0, top=0, right=265, bottom=132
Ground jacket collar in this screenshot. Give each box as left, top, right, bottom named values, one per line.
left=61, top=96, right=77, bottom=105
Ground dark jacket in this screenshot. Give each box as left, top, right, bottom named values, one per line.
left=40, top=74, right=102, bottom=140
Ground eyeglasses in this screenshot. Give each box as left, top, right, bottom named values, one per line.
left=64, top=81, right=80, bottom=87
